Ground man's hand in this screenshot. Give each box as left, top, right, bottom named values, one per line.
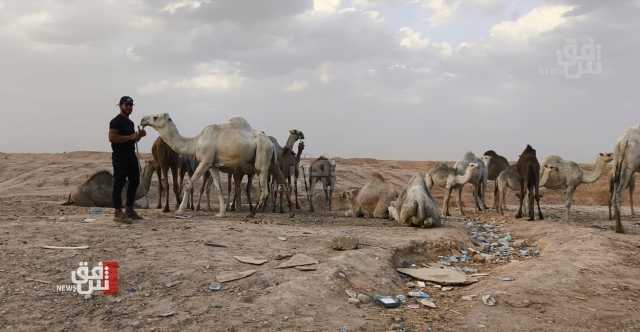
left=135, top=126, right=147, bottom=142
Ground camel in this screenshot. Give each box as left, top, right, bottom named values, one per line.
left=608, top=168, right=635, bottom=220
left=308, top=156, right=336, bottom=212
left=540, top=153, right=613, bottom=221
left=515, top=145, right=543, bottom=220
left=344, top=172, right=398, bottom=218
left=140, top=113, right=280, bottom=217
left=454, top=152, right=488, bottom=211
left=62, top=160, right=155, bottom=208
left=269, top=130, right=305, bottom=213
left=152, top=137, right=181, bottom=212
left=388, top=173, right=441, bottom=227
left=425, top=162, right=480, bottom=216
left=482, top=150, right=510, bottom=209
left=612, top=126, right=640, bottom=233
left=495, top=165, right=522, bottom=215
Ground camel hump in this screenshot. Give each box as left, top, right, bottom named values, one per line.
left=226, top=117, right=252, bottom=130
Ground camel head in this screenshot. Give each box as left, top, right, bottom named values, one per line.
left=598, top=152, right=614, bottom=163
left=481, top=155, right=492, bottom=168
left=289, top=129, right=305, bottom=140
left=483, top=150, right=498, bottom=157
left=140, top=113, right=174, bottom=130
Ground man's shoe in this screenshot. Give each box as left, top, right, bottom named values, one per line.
left=114, top=209, right=132, bottom=224
left=125, top=208, right=143, bottom=220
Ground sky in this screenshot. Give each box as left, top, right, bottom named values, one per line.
left=1, top=0, right=639, bottom=162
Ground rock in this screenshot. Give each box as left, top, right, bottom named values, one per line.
left=275, top=253, right=293, bottom=260
left=208, top=282, right=224, bottom=292
left=461, top=295, right=476, bottom=301
left=397, top=267, right=478, bottom=286
left=416, top=281, right=426, bottom=288
left=233, top=256, right=268, bottom=265
left=158, top=311, right=176, bottom=318
left=276, top=254, right=319, bottom=269
left=512, top=239, right=528, bottom=248
left=347, top=298, right=360, bottom=304
left=330, top=236, right=359, bottom=250
left=442, top=286, right=454, bottom=291
left=357, top=294, right=371, bottom=304
left=418, top=298, right=437, bottom=308
left=216, top=270, right=256, bottom=283
left=345, top=289, right=357, bottom=299
left=499, top=276, right=515, bottom=282
left=295, top=265, right=318, bottom=271
left=482, top=294, right=497, bottom=306
left=277, top=237, right=287, bottom=241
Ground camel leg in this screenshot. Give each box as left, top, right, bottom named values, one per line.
left=171, top=167, right=180, bottom=210
left=196, top=172, right=207, bottom=211
left=234, top=173, right=243, bottom=212
left=613, top=168, right=633, bottom=233
left=535, top=184, right=544, bottom=220
left=322, top=181, right=330, bottom=209
left=309, top=177, right=316, bottom=212
left=227, top=173, right=234, bottom=211
left=176, top=162, right=210, bottom=216
left=564, top=186, right=575, bottom=222
left=271, top=178, right=278, bottom=213
left=473, top=183, right=482, bottom=212
left=608, top=178, right=614, bottom=220
left=515, top=183, right=525, bottom=219
left=205, top=168, right=226, bottom=217
left=286, top=175, right=293, bottom=211
left=156, top=170, right=163, bottom=209
left=527, top=187, right=535, bottom=221
left=294, top=174, right=300, bottom=209
left=457, top=186, right=466, bottom=216
left=162, top=168, right=170, bottom=212
left=479, top=179, right=489, bottom=210
left=493, top=181, right=499, bottom=210
left=246, top=174, right=254, bottom=214
left=630, top=180, right=635, bottom=216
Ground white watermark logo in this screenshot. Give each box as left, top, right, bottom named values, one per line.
left=56, top=261, right=119, bottom=296
left=540, top=38, right=602, bottom=79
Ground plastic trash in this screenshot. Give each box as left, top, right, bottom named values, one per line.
left=407, top=291, right=429, bottom=299
left=374, top=295, right=401, bottom=308
left=208, top=282, right=224, bottom=292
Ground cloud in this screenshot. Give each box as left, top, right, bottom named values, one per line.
left=490, top=5, right=574, bottom=41
left=285, top=80, right=309, bottom=93
left=312, top=0, right=341, bottom=14
left=399, top=27, right=429, bottom=49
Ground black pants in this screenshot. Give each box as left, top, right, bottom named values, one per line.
left=112, top=152, right=140, bottom=209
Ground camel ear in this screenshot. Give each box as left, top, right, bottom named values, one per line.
left=599, top=152, right=604, bottom=156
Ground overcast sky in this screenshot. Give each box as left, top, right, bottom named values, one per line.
left=1, top=0, right=638, bottom=162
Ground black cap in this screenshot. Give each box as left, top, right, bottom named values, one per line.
left=118, top=96, right=134, bottom=106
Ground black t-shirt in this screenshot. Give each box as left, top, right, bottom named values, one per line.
left=109, top=114, right=135, bottom=154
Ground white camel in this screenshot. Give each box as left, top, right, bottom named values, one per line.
left=540, top=153, right=613, bottom=221
left=389, top=173, right=441, bottom=227
left=140, top=113, right=279, bottom=217
left=612, top=126, right=640, bottom=233
left=454, top=152, right=488, bottom=210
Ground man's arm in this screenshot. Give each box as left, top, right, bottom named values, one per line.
left=109, top=129, right=139, bottom=144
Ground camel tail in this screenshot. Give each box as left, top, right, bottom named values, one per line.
left=61, top=193, right=73, bottom=206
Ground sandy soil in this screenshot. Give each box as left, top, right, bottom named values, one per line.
left=1, top=152, right=640, bottom=331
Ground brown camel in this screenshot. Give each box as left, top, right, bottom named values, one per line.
left=308, top=156, right=336, bottom=212
left=152, top=137, right=181, bottom=212
left=271, top=140, right=305, bottom=213
left=482, top=150, right=510, bottom=209
left=515, top=145, right=544, bottom=220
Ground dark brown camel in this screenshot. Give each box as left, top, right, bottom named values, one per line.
left=483, top=150, right=510, bottom=209
left=308, top=156, right=335, bottom=212
left=271, top=140, right=305, bottom=213
left=514, top=145, right=544, bottom=220
left=152, top=137, right=181, bottom=212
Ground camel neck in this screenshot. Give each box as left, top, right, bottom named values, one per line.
left=156, top=121, right=197, bottom=156
left=582, top=157, right=607, bottom=184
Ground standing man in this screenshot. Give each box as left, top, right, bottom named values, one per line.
left=108, top=96, right=147, bottom=223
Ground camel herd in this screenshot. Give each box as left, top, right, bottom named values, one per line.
left=64, top=114, right=640, bottom=234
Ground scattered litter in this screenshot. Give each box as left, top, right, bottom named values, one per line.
left=396, top=295, right=407, bottom=303
left=397, top=266, right=477, bottom=285
left=500, top=276, right=515, bottom=282
left=407, top=303, right=420, bottom=309
left=357, top=294, right=371, bottom=304
left=374, top=296, right=401, bottom=308
left=277, top=237, right=287, bottom=241
left=82, top=218, right=96, bottom=222
left=575, top=296, right=586, bottom=301
left=407, top=291, right=429, bottom=299
left=519, top=249, right=530, bottom=257
left=442, top=286, right=454, bottom=291
left=461, top=295, right=476, bottom=301
left=482, top=294, right=497, bottom=306
left=216, top=270, right=256, bottom=283
left=345, top=289, right=357, bottom=299
left=331, top=236, right=359, bottom=250
left=88, top=207, right=104, bottom=215
left=418, top=298, right=437, bottom=308
left=471, top=273, right=489, bottom=277
left=175, top=214, right=191, bottom=219
left=204, top=242, right=228, bottom=248
left=208, top=282, right=224, bottom=292
left=158, top=311, right=176, bottom=318
left=416, top=281, right=426, bottom=288
left=41, top=245, right=89, bottom=250
left=275, top=254, right=318, bottom=269
left=233, top=256, right=268, bottom=265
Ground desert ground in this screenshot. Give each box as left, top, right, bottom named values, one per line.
left=1, top=151, right=640, bottom=331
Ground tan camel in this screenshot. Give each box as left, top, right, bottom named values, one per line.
left=424, top=162, right=480, bottom=216
left=454, top=152, right=488, bottom=210
left=540, top=153, right=613, bottom=221
left=495, top=165, right=521, bottom=215
left=608, top=168, right=635, bottom=220
left=388, top=173, right=441, bottom=227
left=482, top=150, right=510, bottom=209
left=152, top=137, right=181, bottom=212
left=344, top=172, right=398, bottom=218
left=612, top=126, right=640, bottom=233
left=140, top=113, right=279, bottom=217
left=308, top=156, right=336, bottom=212
left=62, top=160, right=155, bottom=208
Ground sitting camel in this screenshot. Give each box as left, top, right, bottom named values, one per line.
left=608, top=168, right=635, bottom=220
left=515, top=145, right=543, bottom=220
left=344, top=172, right=398, bottom=218
left=152, top=137, right=181, bottom=212
left=389, top=173, right=441, bottom=227
left=482, top=150, right=510, bottom=209
left=62, top=160, right=155, bottom=208
left=308, top=156, right=336, bottom=212
left=540, top=153, right=613, bottom=221
left=425, top=162, right=481, bottom=216
left=141, top=114, right=283, bottom=217
left=454, top=152, right=488, bottom=210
